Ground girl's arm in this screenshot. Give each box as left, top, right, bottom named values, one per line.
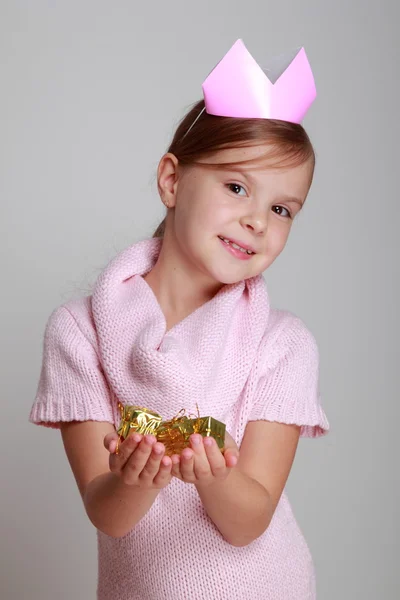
left=60, top=421, right=172, bottom=538
left=173, top=421, right=301, bottom=546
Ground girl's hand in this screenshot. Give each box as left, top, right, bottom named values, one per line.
left=171, top=431, right=239, bottom=486
left=103, top=432, right=172, bottom=490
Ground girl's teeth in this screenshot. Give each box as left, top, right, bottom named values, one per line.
left=220, top=237, right=253, bottom=255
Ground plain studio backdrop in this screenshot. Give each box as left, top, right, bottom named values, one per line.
left=1, top=1, right=398, bottom=599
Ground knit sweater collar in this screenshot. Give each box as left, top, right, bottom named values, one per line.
left=92, top=237, right=270, bottom=420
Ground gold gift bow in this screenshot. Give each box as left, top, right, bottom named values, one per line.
left=156, top=406, right=203, bottom=456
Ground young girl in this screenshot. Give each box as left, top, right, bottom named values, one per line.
left=30, top=40, right=329, bottom=599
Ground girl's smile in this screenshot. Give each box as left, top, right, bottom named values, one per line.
left=218, top=236, right=255, bottom=260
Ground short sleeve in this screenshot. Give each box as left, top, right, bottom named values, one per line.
left=29, top=305, right=114, bottom=429
left=248, top=316, right=329, bottom=438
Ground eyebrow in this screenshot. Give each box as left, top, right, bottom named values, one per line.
left=222, top=168, right=305, bottom=209
left=279, top=196, right=304, bottom=209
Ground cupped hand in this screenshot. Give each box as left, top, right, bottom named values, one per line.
left=171, top=431, right=239, bottom=486
left=103, top=432, right=172, bottom=489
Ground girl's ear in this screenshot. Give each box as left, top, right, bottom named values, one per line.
left=157, top=153, right=180, bottom=209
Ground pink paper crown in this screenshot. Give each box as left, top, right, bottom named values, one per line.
left=201, top=39, right=316, bottom=124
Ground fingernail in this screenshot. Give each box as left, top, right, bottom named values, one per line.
left=191, top=434, right=201, bottom=445
left=133, top=434, right=142, bottom=443
left=204, top=437, right=213, bottom=447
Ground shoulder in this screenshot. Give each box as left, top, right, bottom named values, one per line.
left=44, top=295, right=99, bottom=354
left=259, top=307, right=319, bottom=370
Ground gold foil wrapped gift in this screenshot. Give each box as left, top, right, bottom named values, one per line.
left=117, top=405, right=163, bottom=438
left=117, top=403, right=226, bottom=456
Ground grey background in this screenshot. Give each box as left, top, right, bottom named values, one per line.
left=1, top=1, right=398, bottom=598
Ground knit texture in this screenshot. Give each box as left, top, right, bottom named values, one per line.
left=30, top=237, right=329, bottom=600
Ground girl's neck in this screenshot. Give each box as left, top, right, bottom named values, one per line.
left=143, top=235, right=223, bottom=331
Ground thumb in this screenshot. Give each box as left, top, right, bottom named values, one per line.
left=104, top=432, right=120, bottom=454
left=224, top=447, right=239, bottom=468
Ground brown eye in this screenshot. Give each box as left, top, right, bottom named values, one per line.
left=273, top=206, right=291, bottom=218
left=227, top=183, right=246, bottom=196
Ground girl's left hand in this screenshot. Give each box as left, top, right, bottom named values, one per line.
left=171, top=431, right=239, bottom=486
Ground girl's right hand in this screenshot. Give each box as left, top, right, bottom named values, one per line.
left=103, top=432, right=172, bottom=490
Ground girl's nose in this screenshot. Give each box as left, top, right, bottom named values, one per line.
left=240, top=213, right=267, bottom=236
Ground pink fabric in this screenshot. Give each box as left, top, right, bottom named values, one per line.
left=30, top=237, right=329, bottom=599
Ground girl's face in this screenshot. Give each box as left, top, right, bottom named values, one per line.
left=159, top=144, right=313, bottom=285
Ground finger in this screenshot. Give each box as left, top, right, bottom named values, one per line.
left=104, top=432, right=119, bottom=453
left=139, top=442, right=166, bottom=481
left=153, top=455, right=173, bottom=487
left=180, top=448, right=196, bottom=483
left=171, top=454, right=182, bottom=480
left=189, top=434, right=211, bottom=480
left=109, top=433, right=142, bottom=473
left=203, top=436, right=227, bottom=478
left=123, top=434, right=156, bottom=479
left=224, top=447, right=239, bottom=468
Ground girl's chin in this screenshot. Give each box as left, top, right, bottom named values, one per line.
left=209, top=267, right=256, bottom=285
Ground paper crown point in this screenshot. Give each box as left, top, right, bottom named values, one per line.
left=202, top=39, right=316, bottom=124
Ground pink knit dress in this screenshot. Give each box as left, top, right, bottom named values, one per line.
left=30, top=237, right=329, bottom=600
